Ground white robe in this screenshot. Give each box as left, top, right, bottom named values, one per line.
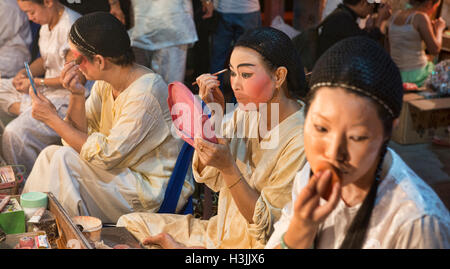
left=117, top=107, right=307, bottom=249
left=23, top=72, right=194, bottom=224
left=266, top=148, right=450, bottom=249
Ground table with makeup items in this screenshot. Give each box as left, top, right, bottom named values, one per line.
left=0, top=172, right=142, bottom=249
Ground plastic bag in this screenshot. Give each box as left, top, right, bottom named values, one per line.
left=425, top=60, right=450, bottom=96
left=270, top=16, right=301, bottom=39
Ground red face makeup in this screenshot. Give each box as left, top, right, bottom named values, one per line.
left=238, top=70, right=274, bottom=105
left=70, top=49, right=85, bottom=66
left=229, top=47, right=277, bottom=110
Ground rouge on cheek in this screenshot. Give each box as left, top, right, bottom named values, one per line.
left=245, top=74, right=274, bottom=103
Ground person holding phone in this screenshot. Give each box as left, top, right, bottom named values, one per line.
left=0, top=0, right=81, bottom=178
left=117, top=27, right=308, bottom=249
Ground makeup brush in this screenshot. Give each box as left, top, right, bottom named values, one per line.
left=192, top=69, right=228, bottom=86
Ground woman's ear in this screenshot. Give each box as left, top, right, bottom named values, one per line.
left=383, top=118, right=400, bottom=143
left=93, top=55, right=106, bottom=70
left=274, top=66, right=288, bottom=89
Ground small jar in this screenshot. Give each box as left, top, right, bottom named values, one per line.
left=20, top=192, right=48, bottom=220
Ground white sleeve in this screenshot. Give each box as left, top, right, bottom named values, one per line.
left=265, top=166, right=310, bottom=248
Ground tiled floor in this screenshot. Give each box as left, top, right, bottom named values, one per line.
left=389, top=141, right=450, bottom=186
left=389, top=141, right=450, bottom=209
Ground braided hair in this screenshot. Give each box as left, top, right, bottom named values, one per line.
left=307, top=36, right=403, bottom=248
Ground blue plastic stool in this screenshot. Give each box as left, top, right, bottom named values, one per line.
left=157, top=142, right=195, bottom=214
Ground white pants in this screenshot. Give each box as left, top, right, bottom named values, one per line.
left=0, top=78, right=69, bottom=177
left=132, top=44, right=188, bottom=84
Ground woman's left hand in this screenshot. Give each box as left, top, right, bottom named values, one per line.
left=29, top=86, right=58, bottom=124
left=194, top=137, right=234, bottom=172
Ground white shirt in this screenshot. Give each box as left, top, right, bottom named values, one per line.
left=266, top=148, right=450, bottom=249
left=128, top=0, right=198, bottom=51
left=0, top=0, right=32, bottom=78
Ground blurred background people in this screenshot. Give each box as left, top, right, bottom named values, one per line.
left=317, top=0, right=392, bottom=59
left=127, top=0, right=198, bottom=84
left=387, top=0, right=446, bottom=87
left=0, top=0, right=32, bottom=79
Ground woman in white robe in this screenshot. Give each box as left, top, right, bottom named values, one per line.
left=116, top=27, right=309, bottom=249
left=22, top=12, right=194, bottom=224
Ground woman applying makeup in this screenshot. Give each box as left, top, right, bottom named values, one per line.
left=117, top=27, right=309, bottom=249
left=22, top=12, right=194, bottom=224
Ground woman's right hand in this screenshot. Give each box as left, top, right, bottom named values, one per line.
left=282, top=170, right=341, bottom=248
left=195, top=73, right=225, bottom=113
left=60, top=61, right=86, bottom=96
